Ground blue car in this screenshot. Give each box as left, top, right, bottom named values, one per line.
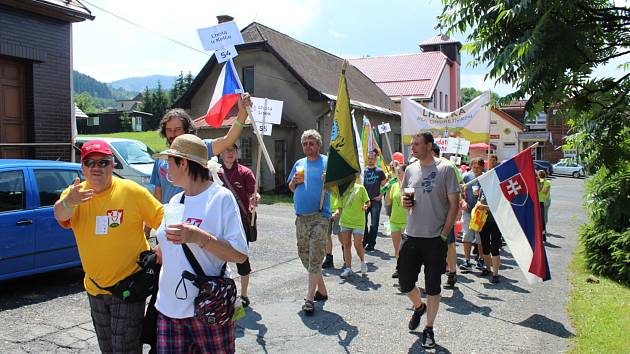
left=0, top=160, right=83, bottom=281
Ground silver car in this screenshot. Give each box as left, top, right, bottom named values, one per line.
left=553, top=161, right=585, bottom=178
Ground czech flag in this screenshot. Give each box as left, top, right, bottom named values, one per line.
left=477, top=148, right=551, bottom=283
left=202, top=59, right=243, bottom=128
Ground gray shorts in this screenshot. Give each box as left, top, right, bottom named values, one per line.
left=462, top=211, right=480, bottom=243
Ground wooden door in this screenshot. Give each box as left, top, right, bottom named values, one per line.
left=0, top=57, right=27, bottom=159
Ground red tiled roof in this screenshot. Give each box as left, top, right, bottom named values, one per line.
left=349, top=52, right=447, bottom=99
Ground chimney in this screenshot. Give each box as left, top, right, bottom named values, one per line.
left=217, top=15, right=234, bottom=24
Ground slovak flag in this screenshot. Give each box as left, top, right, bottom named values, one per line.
left=202, top=58, right=244, bottom=128
left=477, top=148, right=551, bottom=283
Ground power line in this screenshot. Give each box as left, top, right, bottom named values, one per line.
left=80, top=0, right=301, bottom=85
left=81, top=0, right=210, bottom=57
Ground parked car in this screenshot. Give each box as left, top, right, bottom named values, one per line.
left=553, top=161, right=585, bottom=178
left=75, top=137, right=154, bottom=191
left=534, top=160, right=554, bottom=175
left=0, top=160, right=83, bottom=281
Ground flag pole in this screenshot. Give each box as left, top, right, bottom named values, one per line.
left=250, top=98, right=268, bottom=225
left=320, top=60, right=348, bottom=210
left=463, top=142, right=539, bottom=187
left=246, top=106, right=276, bottom=175
left=251, top=144, right=262, bottom=226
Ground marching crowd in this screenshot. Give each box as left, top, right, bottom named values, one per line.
left=53, top=93, right=553, bottom=353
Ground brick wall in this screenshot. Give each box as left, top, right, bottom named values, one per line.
left=0, top=5, right=73, bottom=161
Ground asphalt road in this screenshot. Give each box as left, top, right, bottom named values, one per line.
left=0, top=176, right=585, bottom=353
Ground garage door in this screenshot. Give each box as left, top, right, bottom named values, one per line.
left=0, top=57, right=27, bottom=159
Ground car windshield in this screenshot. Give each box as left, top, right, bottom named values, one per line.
left=111, top=141, right=154, bottom=164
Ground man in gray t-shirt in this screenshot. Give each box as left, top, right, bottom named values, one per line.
left=398, top=132, right=460, bottom=349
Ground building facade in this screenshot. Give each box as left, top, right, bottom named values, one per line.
left=0, top=0, right=93, bottom=160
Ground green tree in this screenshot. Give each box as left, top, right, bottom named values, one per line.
left=148, top=81, right=170, bottom=130
left=74, top=92, right=99, bottom=114
left=441, top=0, right=629, bottom=283
left=460, top=87, right=501, bottom=105
left=170, top=71, right=185, bottom=104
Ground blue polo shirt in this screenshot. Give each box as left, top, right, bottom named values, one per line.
left=287, top=155, right=331, bottom=218
left=150, top=139, right=214, bottom=203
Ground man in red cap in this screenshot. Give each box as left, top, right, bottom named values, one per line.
left=54, top=140, right=163, bottom=354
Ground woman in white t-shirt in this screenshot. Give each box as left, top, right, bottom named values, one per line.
left=153, top=134, right=248, bottom=353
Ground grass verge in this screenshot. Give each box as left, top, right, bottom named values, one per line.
left=80, top=131, right=166, bottom=153
left=259, top=192, right=293, bottom=205
left=568, top=244, right=630, bottom=353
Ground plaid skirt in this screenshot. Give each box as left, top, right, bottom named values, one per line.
left=157, top=312, right=235, bottom=354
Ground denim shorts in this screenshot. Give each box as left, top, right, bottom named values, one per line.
left=339, top=225, right=364, bottom=235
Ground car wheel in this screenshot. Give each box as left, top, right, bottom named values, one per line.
left=572, top=171, right=580, bottom=178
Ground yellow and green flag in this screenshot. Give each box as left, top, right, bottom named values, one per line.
left=325, top=63, right=360, bottom=197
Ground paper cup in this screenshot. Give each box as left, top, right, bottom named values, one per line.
left=163, top=204, right=185, bottom=226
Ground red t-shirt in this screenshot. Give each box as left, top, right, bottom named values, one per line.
left=219, top=162, right=256, bottom=224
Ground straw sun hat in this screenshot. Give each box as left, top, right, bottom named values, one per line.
left=153, top=134, right=223, bottom=185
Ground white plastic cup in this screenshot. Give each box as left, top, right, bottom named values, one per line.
left=163, top=204, right=185, bottom=226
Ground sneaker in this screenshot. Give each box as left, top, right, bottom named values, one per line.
left=365, top=245, right=375, bottom=252
left=459, top=260, right=472, bottom=272
left=445, top=272, right=456, bottom=288
left=240, top=296, right=250, bottom=307
left=408, top=303, right=427, bottom=330
left=360, top=262, right=368, bottom=275
left=321, top=255, right=334, bottom=269
left=481, top=268, right=492, bottom=276
left=392, top=270, right=399, bottom=278
left=340, top=266, right=353, bottom=278
left=476, top=258, right=485, bottom=269
left=491, top=275, right=500, bottom=284
left=421, top=327, right=436, bottom=349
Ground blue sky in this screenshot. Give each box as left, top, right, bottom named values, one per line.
left=73, top=0, right=627, bottom=95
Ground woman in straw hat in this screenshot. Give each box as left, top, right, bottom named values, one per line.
left=153, top=134, right=248, bottom=353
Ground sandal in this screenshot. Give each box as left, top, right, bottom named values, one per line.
left=302, top=299, right=315, bottom=315
left=314, top=291, right=328, bottom=302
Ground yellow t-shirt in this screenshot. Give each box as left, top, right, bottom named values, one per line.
left=59, top=177, right=164, bottom=295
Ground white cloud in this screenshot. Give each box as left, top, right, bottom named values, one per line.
left=460, top=73, right=516, bottom=97
left=73, top=0, right=321, bottom=82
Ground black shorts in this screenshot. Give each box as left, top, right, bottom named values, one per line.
left=398, top=235, right=447, bottom=296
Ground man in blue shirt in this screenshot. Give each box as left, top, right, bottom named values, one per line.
left=363, top=150, right=387, bottom=251
left=150, top=94, right=251, bottom=204
left=287, top=129, right=331, bottom=316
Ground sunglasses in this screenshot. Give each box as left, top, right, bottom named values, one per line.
left=82, top=158, right=112, bottom=168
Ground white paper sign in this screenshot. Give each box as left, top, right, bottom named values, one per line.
left=250, top=97, right=283, bottom=125
left=450, top=155, right=462, bottom=165
left=257, top=123, right=273, bottom=136
left=435, top=138, right=449, bottom=154
left=447, top=138, right=470, bottom=155
left=197, top=21, right=244, bottom=51
left=377, top=122, right=391, bottom=134
left=215, top=45, right=237, bottom=63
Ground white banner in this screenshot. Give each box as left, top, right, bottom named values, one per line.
left=257, top=123, right=273, bottom=136
left=197, top=21, right=244, bottom=51
left=250, top=97, right=283, bottom=124
left=215, top=45, right=237, bottom=63
left=401, top=92, right=491, bottom=144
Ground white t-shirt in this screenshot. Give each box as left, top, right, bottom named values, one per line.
left=155, top=182, right=248, bottom=319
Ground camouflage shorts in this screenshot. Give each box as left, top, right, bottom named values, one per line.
left=295, top=213, right=330, bottom=274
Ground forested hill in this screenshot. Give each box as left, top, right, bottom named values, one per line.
left=73, top=71, right=113, bottom=98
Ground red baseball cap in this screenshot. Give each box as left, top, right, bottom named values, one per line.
left=81, top=140, right=113, bottom=160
